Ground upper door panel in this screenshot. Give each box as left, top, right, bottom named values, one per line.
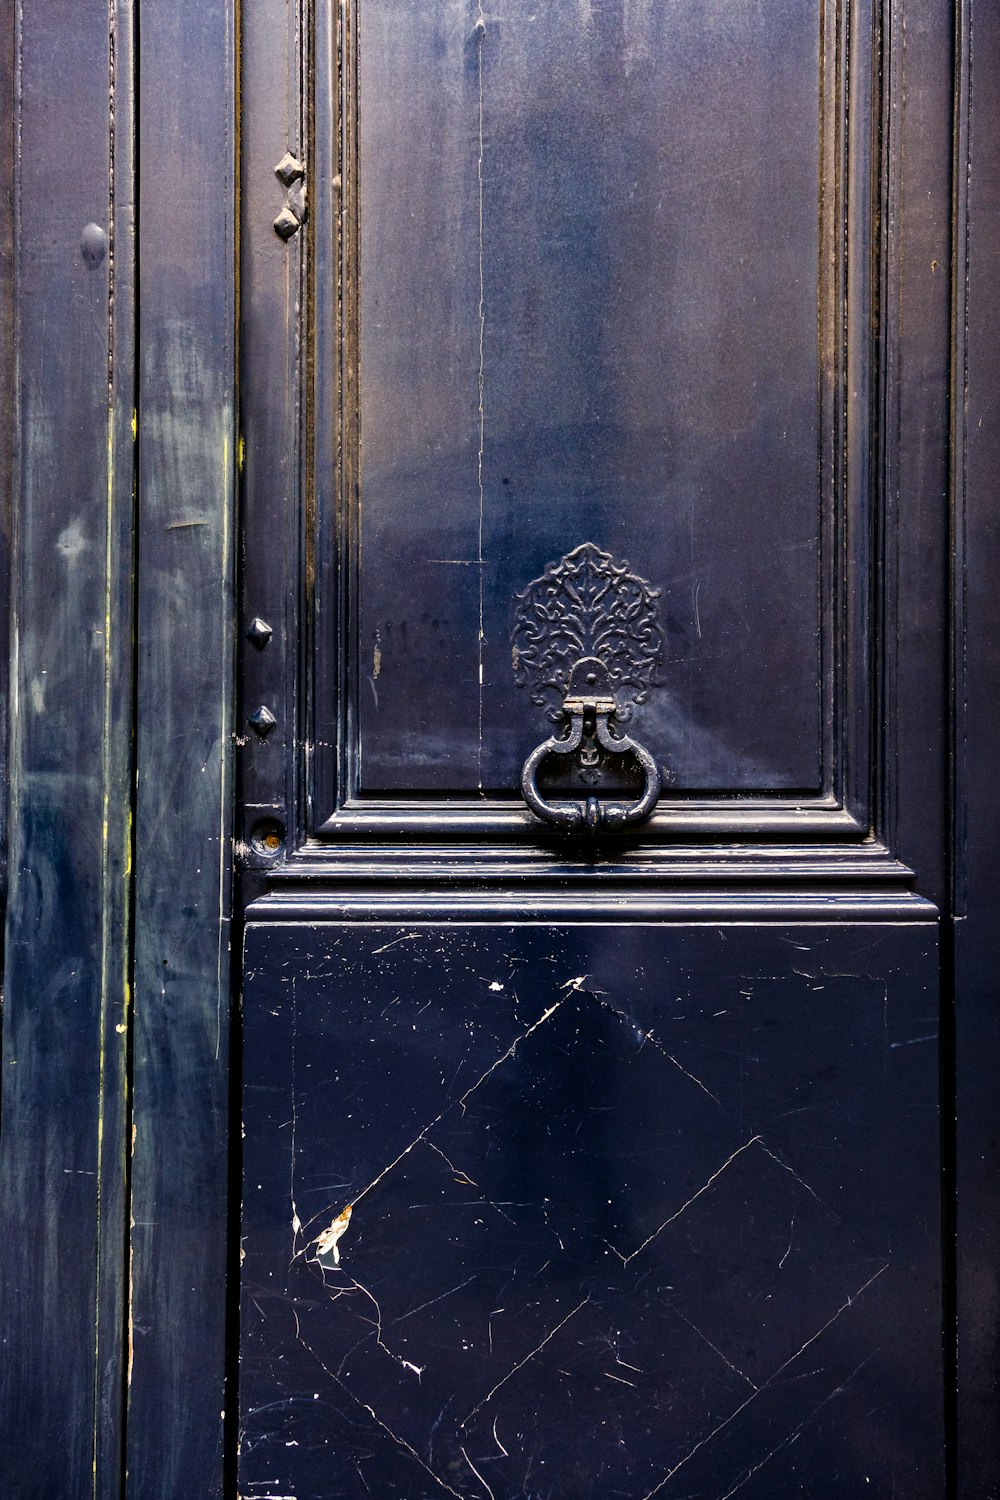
left=238, top=0, right=951, bottom=876
left=357, top=0, right=827, bottom=798
left=309, top=0, right=877, bottom=842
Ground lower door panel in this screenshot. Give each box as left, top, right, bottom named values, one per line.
left=239, top=921, right=943, bottom=1499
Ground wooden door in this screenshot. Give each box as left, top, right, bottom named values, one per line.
left=236, top=3, right=953, bottom=1496
left=3, top=1, right=1000, bottom=1497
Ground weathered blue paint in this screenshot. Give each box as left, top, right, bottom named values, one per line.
left=125, top=0, right=237, bottom=1494
left=0, top=3, right=135, bottom=1497
left=0, top=0, right=998, bottom=1493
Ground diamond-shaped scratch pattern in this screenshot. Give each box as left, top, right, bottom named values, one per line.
left=240, top=925, right=943, bottom=1499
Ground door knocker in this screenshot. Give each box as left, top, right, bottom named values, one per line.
left=513, top=543, right=664, bottom=833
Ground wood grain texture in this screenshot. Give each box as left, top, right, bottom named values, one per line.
left=0, top=1, right=135, bottom=1495
left=127, top=0, right=237, bottom=1493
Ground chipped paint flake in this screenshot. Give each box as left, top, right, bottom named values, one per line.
left=312, top=1204, right=352, bottom=1266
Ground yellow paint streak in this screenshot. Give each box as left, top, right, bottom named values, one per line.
left=127, top=1218, right=135, bottom=1389
left=237, top=434, right=245, bottom=472
left=131, top=408, right=137, bottom=441
left=93, top=394, right=135, bottom=1490
left=216, top=419, right=234, bottom=1055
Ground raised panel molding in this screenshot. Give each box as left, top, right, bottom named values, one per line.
left=238, top=0, right=946, bottom=892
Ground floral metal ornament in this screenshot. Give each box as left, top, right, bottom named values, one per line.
left=512, top=542, right=664, bottom=722
left=513, top=544, right=664, bottom=833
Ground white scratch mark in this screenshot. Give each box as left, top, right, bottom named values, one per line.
left=652, top=1044, right=721, bottom=1104
left=668, top=1303, right=758, bottom=1391
left=317, top=1271, right=425, bottom=1380
left=349, top=1000, right=564, bottom=1211
left=425, top=1138, right=480, bottom=1187
left=641, top=1265, right=889, bottom=1498
left=715, top=1352, right=877, bottom=1500
left=390, top=1273, right=479, bottom=1327
left=460, top=1444, right=496, bottom=1500
left=607, top=1137, right=763, bottom=1264
left=755, top=1139, right=836, bottom=1218
left=456, top=1002, right=562, bottom=1114
left=462, top=1295, right=590, bottom=1425
left=289, top=981, right=304, bottom=1266
left=370, top=931, right=422, bottom=955
left=359, top=1400, right=459, bottom=1495
left=779, top=1210, right=796, bottom=1269
left=567, top=976, right=721, bottom=1104
left=492, top=1416, right=508, bottom=1457
left=293, top=1334, right=461, bottom=1496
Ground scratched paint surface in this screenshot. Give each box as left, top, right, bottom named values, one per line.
left=239, top=924, right=943, bottom=1498
left=355, top=0, right=823, bottom=795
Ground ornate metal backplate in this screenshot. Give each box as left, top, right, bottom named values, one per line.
left=513, top=544, right=664, bottom=832
left=512, top=542, right=664, bottom=721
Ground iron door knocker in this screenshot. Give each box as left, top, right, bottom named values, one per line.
left=513, top=543, right=664, bottom=834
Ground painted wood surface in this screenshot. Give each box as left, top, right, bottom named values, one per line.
left=0, top=2, right=135, bottom=1496
left=953, top=1, right=1000, bottom=1489
left=126, top=0, right=237, bottom=1494
left=240, top=921, right=944, bottom=1498
left=0, top=0, right=997, bottom=1493
left=236, top=3, right=956, bottom=1498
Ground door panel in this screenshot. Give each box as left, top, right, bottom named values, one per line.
left=237, top=0, right=953, bottom=1495
left=292, top=0, right=884, bottom=844
left=357, top=0, right=828, bottom=796
left=240, top=921, right=942, bottom=1498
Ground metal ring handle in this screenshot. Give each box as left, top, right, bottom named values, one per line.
left=521, top=709, right=661, bottom=833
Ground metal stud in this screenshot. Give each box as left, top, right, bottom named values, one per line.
left=273, top=206, right=301, bottom=241
left=246, top=617, right=273, bottom=649
left=248, top=705, right=278, bottom=737
left=274, top=151, right=305, bottom=187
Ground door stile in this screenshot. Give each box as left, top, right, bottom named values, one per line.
left=0, top=1, right=136, bottom=1495
left=126, top=1, right=238, bottom=1494
left=951, top=0, right=1000, bottom=1487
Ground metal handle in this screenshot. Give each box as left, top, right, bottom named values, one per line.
left=520, top=658, right=661, bottom=834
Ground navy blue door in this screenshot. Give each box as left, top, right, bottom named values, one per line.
left=233, top=4, right=956, bottom=1497
left=7, top=2, right=1000, bottom=1496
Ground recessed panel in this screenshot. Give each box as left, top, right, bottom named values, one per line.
left=240, top=921, right=943, bottom=1498
left=355, top=1, right=826, bottom=796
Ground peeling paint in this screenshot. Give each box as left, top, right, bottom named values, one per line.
left=312, top=1204, right=352, bottom=1267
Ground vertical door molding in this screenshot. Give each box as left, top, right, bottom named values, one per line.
left=953, top=0, right=1000, bottom=1486
left=0, top=1, right=136, bottom=1495
left=127, top=0, right=238, bottom=1493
